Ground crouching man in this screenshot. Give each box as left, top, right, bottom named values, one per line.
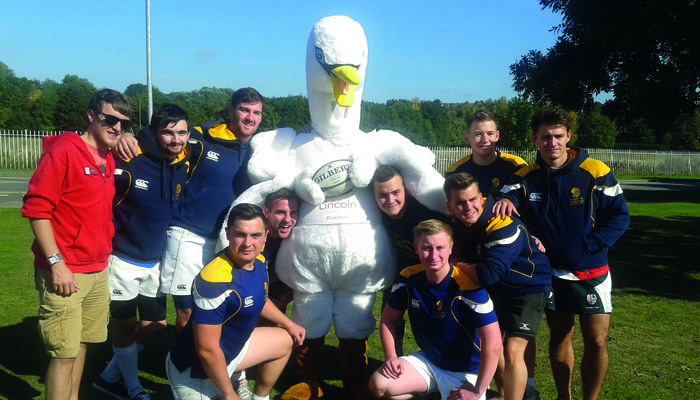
left=369, top=220, right=501, bottom=400
left=165, top=204, right=305, bottom=400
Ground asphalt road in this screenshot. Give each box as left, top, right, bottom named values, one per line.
left=2, top=172, right=699, bottom=209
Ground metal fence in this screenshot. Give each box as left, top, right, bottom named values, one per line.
left=429, top=146, right=700, bottom=176
left=1, top=130, right=699, bottom=176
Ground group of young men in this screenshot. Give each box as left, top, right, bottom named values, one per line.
left=23, top=87, right=628, bottom=400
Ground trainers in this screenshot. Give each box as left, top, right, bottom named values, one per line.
left=130, top=392, right=151, bottom=400
left=234, top=378, right=253, bottom=400
left=523, top=386, right=541, bottom=400
left=93, top=376, right=128, bottom=400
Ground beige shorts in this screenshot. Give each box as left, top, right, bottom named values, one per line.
left=35, top=268, right=110, bottom=358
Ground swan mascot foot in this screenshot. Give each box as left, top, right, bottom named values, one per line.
left=219, top=15, right=447, bottom=400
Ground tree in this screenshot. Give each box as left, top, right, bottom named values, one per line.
left=576, top=112, right=618, bottom=148
left=511, top=0, right=700, bottom=133
left=54, top=75, right=96, bottom=131
left=493, top=98, right=538, bottom=150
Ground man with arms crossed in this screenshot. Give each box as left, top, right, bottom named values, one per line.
left=369, top=219, right=501, bottom=400
left=166, top=203, right=305, bottom=400
left=22, top=89, right=132, bottom=400
left=494, top=107, right=630, bottom=400
left=94, top=104, right=195, bottom=400
left=445, top=173, right=551, bottom=400
left=445, top=111, right=527, bottom=196
left=371, top=165, right=450, bottom=356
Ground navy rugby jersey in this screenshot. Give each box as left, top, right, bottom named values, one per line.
left=169, top=251, right=268, bottom=379
left=388, top=264, right=497, bottom=373
left=452, top=195, right=551, bottom=296
left=446, top=151, right=527, bottom=196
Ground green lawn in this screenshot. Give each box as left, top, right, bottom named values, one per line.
left=1, top=194, right=699, bottom=399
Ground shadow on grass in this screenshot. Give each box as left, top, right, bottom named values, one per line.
left=610, top=214, right=700, bottom=302
left=623, top=188, right=700, bottom=203
left=0, top=318, right=383, bottom=400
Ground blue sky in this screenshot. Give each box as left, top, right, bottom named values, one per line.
left=0, top=1, right=564, bottom=104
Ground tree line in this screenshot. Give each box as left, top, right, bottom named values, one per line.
left=1, top=60, right=696, bottom=150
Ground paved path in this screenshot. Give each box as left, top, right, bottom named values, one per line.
left=2, top=173, right=699, bottom=209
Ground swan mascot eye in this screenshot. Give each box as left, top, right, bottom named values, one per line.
left=217, top=16, right=447, bottom=400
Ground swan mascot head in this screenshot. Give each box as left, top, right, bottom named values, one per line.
left=307, top=15, right=368, bottom=146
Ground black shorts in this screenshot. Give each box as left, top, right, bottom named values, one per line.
left=492, top=292, right=548, bottom=338
left=546, top=273, right=612, bottom=315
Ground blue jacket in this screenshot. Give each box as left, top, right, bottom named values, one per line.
left=446, top=151, right=527, bottom=196
left=452, top=195, right=551, bottom=296
left=112, top=126, right=195, bottom=264
left=172, top=120, right=253, bottom=238
left=501, top=147, right=630, bottom=272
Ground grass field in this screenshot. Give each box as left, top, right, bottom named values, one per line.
left=1, top=185, right=699, bottom=399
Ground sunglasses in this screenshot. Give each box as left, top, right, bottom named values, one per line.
left=93, top=110, right=133, bottom=131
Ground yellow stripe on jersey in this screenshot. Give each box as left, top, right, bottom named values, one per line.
left=400, top=264, right=426, bottom=278
left=579, top=158, right=611, bottom=179
left=451, top=267, right=482, bottom=291
left=485, top=212, right=513, bottom=236
left=207, top=123, right=239, bottom=141
left=446, top=155, right=472, bottom=173
left=500, top=152, right=527, bottom=167
left=514, top=163, right=539, bottom=177
left=200, top=254, right=234, bottom=283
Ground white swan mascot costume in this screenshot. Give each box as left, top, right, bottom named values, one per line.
left=222, top=16, right=446, bottom=400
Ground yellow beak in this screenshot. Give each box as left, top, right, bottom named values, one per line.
left=331, top=65, right=360, bottom=107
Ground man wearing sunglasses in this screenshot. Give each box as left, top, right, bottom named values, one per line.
left=116, top=88, right=263, bottom=398
left=22, top=89, right=132, bottom=400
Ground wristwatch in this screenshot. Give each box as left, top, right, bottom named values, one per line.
left=47, top=253, right=62, bottom=266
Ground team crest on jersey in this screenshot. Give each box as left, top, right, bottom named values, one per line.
left=411, top=298, right=421, bottom=309
left=243, top=296, right=254, bottom=307
left=135, top=179, right=149, bottom=190
left=175, top=184, right=182, bottom=200
left=490, top=178, right=501, bottom=194
left=587, top=294, right=598, bottom=305
left=570, top=187, right=584, bottom=205
left=206, top=151, right=220, bottom=162
left=529, top=192, right=542, bottom=202
left=433, top=300, right=445, bottom=318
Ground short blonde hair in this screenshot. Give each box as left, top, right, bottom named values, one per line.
left=413, top=219, right=453, bottom=244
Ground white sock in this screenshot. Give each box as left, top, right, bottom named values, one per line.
left=232, top=370, right=246, bottom=381
left=113, top=343, right=143, bottom=396
left=100, top=356, right=121, bottom=383
left=251, top=395, right=269, bottom=400
left=526, top=377, right=536, bottom=389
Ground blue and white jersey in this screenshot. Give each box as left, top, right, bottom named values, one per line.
left=169, top=251, right=268, bottom=379
left=388, top=264, right=497, bottom=373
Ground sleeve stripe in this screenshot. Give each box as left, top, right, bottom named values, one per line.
left=485, top=228, right=520, bottom=248
left=391, top=282, right=405, bottom=293
left=501, top=183, right=521, bottom=194
left=194, top=289, right=235, bottom=310
left=456, top=296, right=494, bottom=314
left=595, top=183, right=624, bottom=197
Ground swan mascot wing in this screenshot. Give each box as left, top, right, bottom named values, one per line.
left=218, top=16, right=447, bottom=400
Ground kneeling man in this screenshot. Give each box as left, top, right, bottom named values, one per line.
left=166, top=203, right=305, bottom=400
left=369, top=219, right=501, bottom=400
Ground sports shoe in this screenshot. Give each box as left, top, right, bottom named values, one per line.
left=523, top=386, right=541, bottom=400
left=130, top=392, right=151, bottom=400
left=93, top=376, right=128, bottom=400
left=234, top=378, right=253, bottom=400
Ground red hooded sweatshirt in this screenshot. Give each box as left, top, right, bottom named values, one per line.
left=22, top=132, right=115, bottom=273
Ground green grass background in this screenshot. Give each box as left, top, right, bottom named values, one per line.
left=1, top=183, right=699, bottom=399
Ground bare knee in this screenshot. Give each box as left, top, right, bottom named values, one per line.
left=369, top=372, right=389, bottom=398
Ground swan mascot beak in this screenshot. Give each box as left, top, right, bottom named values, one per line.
left=315, top=48, right=361, bottom=107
